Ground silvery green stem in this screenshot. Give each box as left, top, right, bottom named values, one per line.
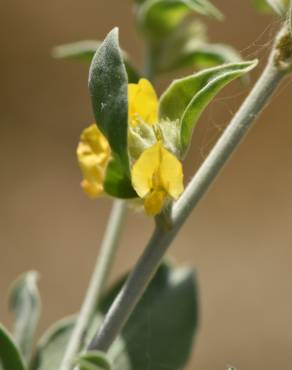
left=87, top=25, right=290, bottom=353
left=59, top=200, right=127, bottom=370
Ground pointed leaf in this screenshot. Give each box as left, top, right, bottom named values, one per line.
left=76, top=351, right=112, bottom=370
left=159, top=60, right=258, bottom=155
left=137, top=0, right=223, bottom=40
left=9, top=271, right=41, bottom=363
left=88, top=28, right=136, bottom=198
left=53, top=41, right=140, bottom=83
left=0, top=324, right=25, bottom=370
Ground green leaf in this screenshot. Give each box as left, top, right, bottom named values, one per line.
left=0, top=324, right=25, bottom=370
left=137, top=0, right=223, bottom=41
left=88, top=28, right=136, bottom=198
left=31, top=317, right=75, bottom=370
left=76, top=351, right=112, bottom=370
left=103, top=160, right=136, bottom=199
left=9, top=271, right=41, bottom=363
left=159, top=60, right=258, bottom=156
left=101, top=263, right=198, bottom=370
left=52, top=41, right=140, bottom=83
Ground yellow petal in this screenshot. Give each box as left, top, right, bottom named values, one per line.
left=128, top=79, right=158, bottom=127
left=77, top=124, right=111, bottom=198
left=144, top=190, right=167, bottom=216
left=81, top=179, right=103, bottom=198
left=159, top=144, right=184, bottom=199
left=131, top=141, right=184, bottom=216
left=131, top=142, right=161, bottom=198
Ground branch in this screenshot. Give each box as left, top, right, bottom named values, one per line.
left=86, top=23, right=292, bottom=354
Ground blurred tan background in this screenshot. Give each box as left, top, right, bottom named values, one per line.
left=1, top=1, right=292, bottom=369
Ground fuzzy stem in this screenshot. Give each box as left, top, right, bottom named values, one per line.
left=59, top=200, right=127, bottom=370
left=86, top=25, right=289, bottom=353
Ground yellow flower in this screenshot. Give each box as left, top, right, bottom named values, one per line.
left=128, top=79, right=158, bottom=127
left=131, top=142, right=184, bottom=216
left=77, top=124, right=111, bottom=198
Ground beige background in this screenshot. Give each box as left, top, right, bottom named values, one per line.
left=1, top=1, right=292, bottom=369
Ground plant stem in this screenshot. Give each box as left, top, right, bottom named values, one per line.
left=144, top=43, right=156, bottom=81
left=87, top=25, right=290, bottom=353
left=59, top=200, right=127, bottom=370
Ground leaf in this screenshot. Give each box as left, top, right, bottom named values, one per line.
left=159, top=60, right=258, bottom=156
left=52, top=41, right=140, bottom=83
left=103, top=160, right=136, bottom=199
left=0, top=324, right=25, bottom=370
left=9, top=271, right=41, bottom=363
left=88, top=28, right=136, bottom=198
left=101, top=263, right=198, bottom=370
left=32, top=263, right=198, bottom=370
left=76, top=351, right=112, bottom=370
left=31, top=317, right=75, bottom=370
left=137, top=0, right=223, bottom=41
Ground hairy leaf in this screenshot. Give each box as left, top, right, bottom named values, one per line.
left=9, top=271, right=41, bottom=363
left=88, top=28, right=136, bottom=198
left=159, top=60, right=258, bottom=156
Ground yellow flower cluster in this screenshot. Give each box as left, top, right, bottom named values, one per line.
left=77, top=79, right=184, bottom=216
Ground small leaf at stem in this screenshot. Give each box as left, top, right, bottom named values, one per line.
left=159, top=60, right=258, bottom=156
left=9, top=271, right=41, bottom=363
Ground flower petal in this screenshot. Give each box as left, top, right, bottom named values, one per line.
left=128, top=78, right=158, bottom=126
left=159, top=144, right=184, bottom=199
left=77, top=124, right=111, bottom=198
left=131, top=142, right=161, bottom=198
left=144, top=190, right=167, bottom=216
